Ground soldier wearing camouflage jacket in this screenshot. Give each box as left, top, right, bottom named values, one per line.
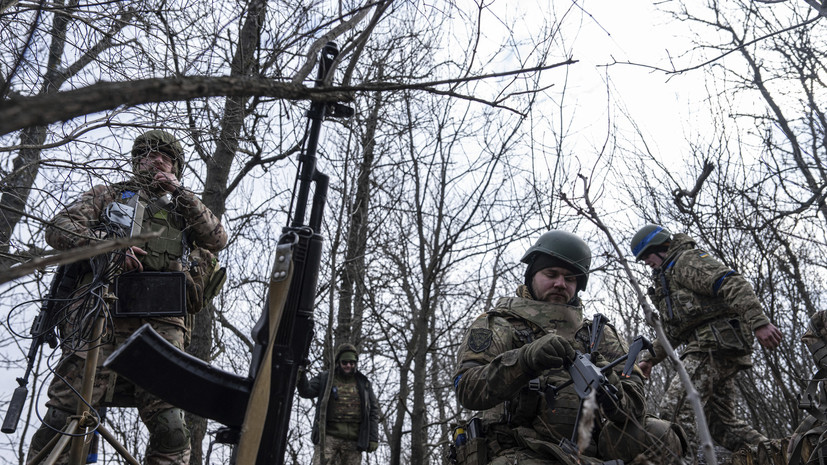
left=787, top=311, right=827, bottom=465
left=454, top=230, right=684, bottom=465
left=28, top=130, right=227, bottom=465
left=297, top=344, right=380, bottom=465
left=631, top=225, right=783, bottom=460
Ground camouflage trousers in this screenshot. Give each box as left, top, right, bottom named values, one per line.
left=311, top=435, right=363, bottom=465
left=659, top=352, right=767, bottom=456
left=28, top=319, right=190, bottom=465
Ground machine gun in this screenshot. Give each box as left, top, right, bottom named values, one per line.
left=104, top=41, right=353, bottom=465
left=528, top=314, right=655, bottom=463
left=2, top=261, right=88, bottom=434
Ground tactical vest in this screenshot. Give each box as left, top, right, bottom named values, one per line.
left=485, top=298, right=591, bottom=441
left=114, top=189, right=187, bottom=271
left=329, top=375, right=361, bottom=424
left=653, top=257, right=753, bottom=354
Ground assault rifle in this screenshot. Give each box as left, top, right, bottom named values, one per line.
left=104, top=41, right=353, bottom=465
left=528, top=314, right=655, bottom=463
left=2, top=261, right=87, bottom=433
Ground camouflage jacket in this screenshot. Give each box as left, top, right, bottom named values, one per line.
left=46, top=179, right=226, bottom=253
left=45, top=178, right=227, bottom=328
left=453, top=288, right=647, bottom=458
left=642, top=234, right=770, bottom=366
left=297, top=368, right=380, bottom=452
left=803, top=311, right=827, bottom=373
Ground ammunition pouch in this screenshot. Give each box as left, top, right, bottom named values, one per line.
left=452, top=419, right=488, bottom=465
left=692, top=317, right=753, bottom=355
left=456, top=437, right=488, bottom=465
left=185, top=247, right=225, bottom=314
left=507, top=387, right=541, bottom=426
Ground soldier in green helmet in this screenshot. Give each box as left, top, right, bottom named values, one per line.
left=630, top=224, right=783, bottom=462
left=297, top=344, right=380, bottom=465
left=28, top=130, right=227, bottom=465
left=452, top=230, right=685, bottom=464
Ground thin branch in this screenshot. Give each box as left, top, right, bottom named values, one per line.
left=0, top=233, right=160, bottom=285
left=563, top=174, right=718, bottom=465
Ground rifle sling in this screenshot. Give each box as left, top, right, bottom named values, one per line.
left=236, top=243, right=295, bottom=463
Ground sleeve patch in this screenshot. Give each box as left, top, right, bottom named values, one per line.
left=468, top=328, right=493, bottom=353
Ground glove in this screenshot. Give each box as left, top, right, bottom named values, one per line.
left=518, top=333, right=575, bottom=375
left=368, top=441, right=379, bottom=452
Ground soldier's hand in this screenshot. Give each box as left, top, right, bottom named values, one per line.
left=153, top=171, right=181, bottom=192
left=755, top=323, right=783, bottom=350
left=368, top=441, right=378, bottom=452
left=638, top=360, right=653, bottom=378
left=123, top=246, right=146, bottom=272
left=518, top=333, right=575, bottom=375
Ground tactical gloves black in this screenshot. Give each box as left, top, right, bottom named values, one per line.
left=518, top=333, right=575, bottom=376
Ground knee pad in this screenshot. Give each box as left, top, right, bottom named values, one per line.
left=146, top=408, right=190, bottom=454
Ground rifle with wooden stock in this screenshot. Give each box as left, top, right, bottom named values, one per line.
left=104, top=41, right=353, bottom=465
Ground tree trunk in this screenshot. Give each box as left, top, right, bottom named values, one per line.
left=186, top=0, right=268, bottom=462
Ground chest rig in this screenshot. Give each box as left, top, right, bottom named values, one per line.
left=488, top=298, right=588, bottom=431
left=109, top=188, right=189, bottom=271
left=652, top=254, right=753, bottom=354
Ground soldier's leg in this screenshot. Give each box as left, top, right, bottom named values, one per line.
left=657, top=353, right=713, bottom=459
left=706, top=360, right=767, bottom=452
left=28, top=352, right=111, bottom=465
left=328, top=436, right=362, bottom=465
left=134, top=320, right=190, bottom=465
left=311, top=437, right=354, bottom=465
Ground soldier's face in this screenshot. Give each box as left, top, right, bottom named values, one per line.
left=532, top=267, right=577, bottom=304
left=641, top=252, right=664, bottom=269
left=339, top=360, right=356, bottom=374
left=137, top=151, right=175, bottom=176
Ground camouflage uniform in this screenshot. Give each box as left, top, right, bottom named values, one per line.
left=29, top=161, right=227, bottom=465
left=454, top=286, right=685, bottom=464
left=788, top=311, right=827, bottom=464
left=640, top=234, right=770, bottom=455
left=297, top=344, right=380, bottom=465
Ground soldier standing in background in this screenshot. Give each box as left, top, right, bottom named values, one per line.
left=297, top=343, right=380, bottom=465
left=453, top=230, right=685, bottom=464
left=630, top=224, right=783, bottom=462
left=28, top=130, right=227, bottom=464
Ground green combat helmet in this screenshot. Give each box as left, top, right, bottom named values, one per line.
left=630, top=224, right=672, bottom=260
left=521, top=230, right=592, bottom=293
left=131, top=130, right=185, bottom=178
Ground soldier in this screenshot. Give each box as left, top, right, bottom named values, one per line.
left=630, top=224, right=783, bottom=461
left=297, top=343, right=380, bottom=465
left=453, top=230, right=685, bottom=465
left=788, top=311, right=827, bottom=465
left=28, top=130, right=227, bottom=465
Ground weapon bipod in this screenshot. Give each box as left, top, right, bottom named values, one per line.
left=27, top=294, right=140, bottom=465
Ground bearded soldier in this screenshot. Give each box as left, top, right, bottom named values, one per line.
left=297, top=344, right=380, bottom=465
left=630, top=224, right=783, bottom=462
left=453, top=230, right=684, bottom=465
left=28, top=130, right=227, bottom=465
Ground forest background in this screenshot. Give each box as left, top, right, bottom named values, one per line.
left=1, top=0, right=825, bottom=464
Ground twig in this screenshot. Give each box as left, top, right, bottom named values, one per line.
left=563, top=174, right=717, bottom=465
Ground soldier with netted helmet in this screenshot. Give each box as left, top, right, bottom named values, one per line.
left=452, top=230, right=685, bottom=464
left=630, top=224, right=783, bottom=462
left=297, top=343, right=380, bottom=465
left=28, top=129, right=227, bottom=465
